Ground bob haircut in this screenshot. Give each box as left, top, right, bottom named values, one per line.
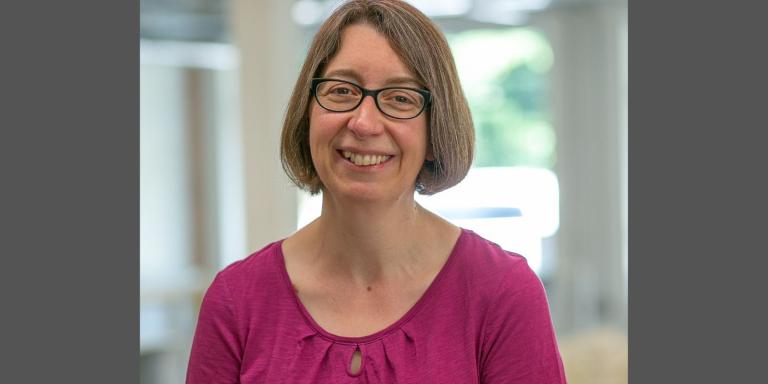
left=280, top=0, right=474, bottom=195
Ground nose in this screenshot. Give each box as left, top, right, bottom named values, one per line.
left=347, top=95, right=384, bottom=137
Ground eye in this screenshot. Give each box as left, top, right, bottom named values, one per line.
left=393, top=95, right=414, bottom=104
left=380, top=89, right=422, bottom=110
left=326, top=84, right=359, bottom=97
left=331, top=87, right=352, bottom=95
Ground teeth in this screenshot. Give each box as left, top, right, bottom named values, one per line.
left=342, top=151, right=391, bottom=166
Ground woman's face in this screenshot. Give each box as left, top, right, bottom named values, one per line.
left=309, top=23, right=429, bottom=204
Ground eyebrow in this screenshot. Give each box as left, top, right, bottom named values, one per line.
left=323, top=68, right=424, bottom=88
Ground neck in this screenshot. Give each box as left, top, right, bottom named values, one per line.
left=307, top=191, right=438, bottom=284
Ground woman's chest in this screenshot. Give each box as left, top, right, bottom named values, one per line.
left=296, top=284, right=425, bottom=337
left=238, top=323, right=481, bottom=384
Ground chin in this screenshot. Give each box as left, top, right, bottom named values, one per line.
left=341, top=183, right=420, bottom=206
left=335, top=183, right=389, bottom=203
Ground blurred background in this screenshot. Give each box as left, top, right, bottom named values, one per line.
left=140, top=0, right=627, bottom=382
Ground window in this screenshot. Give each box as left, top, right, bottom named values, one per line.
left=140, top=39, right=243, bottom=383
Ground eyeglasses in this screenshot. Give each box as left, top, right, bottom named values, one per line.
left=311, top=78, right=431, bottom=120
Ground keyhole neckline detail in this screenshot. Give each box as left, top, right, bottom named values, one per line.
left=347, top=345, right=364, bottom=377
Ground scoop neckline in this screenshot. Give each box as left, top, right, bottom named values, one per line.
left=275, top=228, right=467, bottom=345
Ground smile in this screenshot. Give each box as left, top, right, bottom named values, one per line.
left=340, top=150, right=392, bottom=166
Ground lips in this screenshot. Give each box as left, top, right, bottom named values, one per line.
left=339, top=150, right=392, bottom=166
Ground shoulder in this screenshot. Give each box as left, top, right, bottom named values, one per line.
left=220, top=240, right=283, bottom=277
left=451, top=229, right=550, bottom=328
left=454, top=229, right=539, bottom=297
left=458, top=231, right=565, bottom=382
left=208, top=240, right=287, bottom=301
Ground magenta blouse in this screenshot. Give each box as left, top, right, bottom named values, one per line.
left=186, top=229, right=567, bottom=383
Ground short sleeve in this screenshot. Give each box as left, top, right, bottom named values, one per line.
left=479, top=259, right=567, bottom=384
left=186, top=272, right=243, bottom=384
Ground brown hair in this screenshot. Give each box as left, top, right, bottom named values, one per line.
left=280, top=0, right=474, bottom=195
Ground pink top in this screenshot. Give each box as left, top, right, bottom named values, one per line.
left=186, top=229, right=567, bottom=383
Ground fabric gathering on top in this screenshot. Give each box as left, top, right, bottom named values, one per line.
left=186, top=228, right=567, bottom=383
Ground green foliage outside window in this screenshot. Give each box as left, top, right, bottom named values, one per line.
left=448, top=28, right=555, bottom=169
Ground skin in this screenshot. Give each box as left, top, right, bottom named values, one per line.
left=282, top=23, right=461, bottom=338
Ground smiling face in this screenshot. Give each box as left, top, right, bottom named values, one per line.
left=308, top=23, right=430, bottom=204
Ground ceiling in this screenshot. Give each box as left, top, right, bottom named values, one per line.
left=140, top=0, right=621, bottom=42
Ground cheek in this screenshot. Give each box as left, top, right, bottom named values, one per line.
left=404, top=119, right=430, bottom=156
left=307, top=106, right=340, bottom=167
left=308, top=103, right=337, bottom=138
left=307, top=125, right=326, bottom=170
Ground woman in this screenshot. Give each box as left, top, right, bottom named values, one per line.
left=187, top=1, right=566, bottom=383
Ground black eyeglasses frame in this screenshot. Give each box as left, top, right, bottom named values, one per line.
left=310, top=78, right=432, bottom=120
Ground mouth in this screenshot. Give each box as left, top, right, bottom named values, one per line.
left=338, top=150, right=393, bottom=167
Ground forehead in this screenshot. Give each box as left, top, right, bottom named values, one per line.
left=322, top=23, right=419, bottom=87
